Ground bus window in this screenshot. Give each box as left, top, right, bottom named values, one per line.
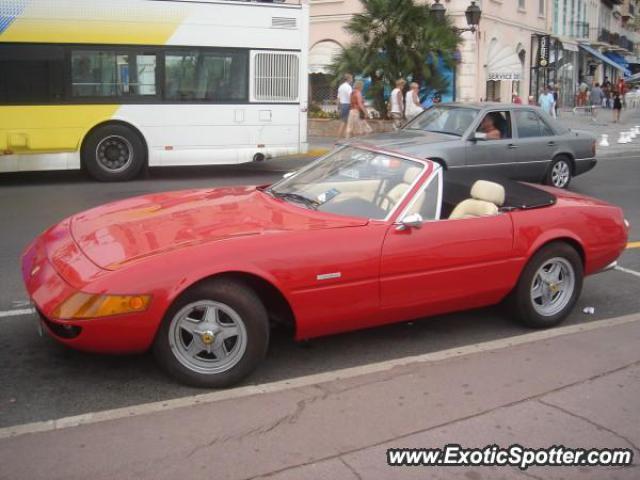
left=164, top=50, right=248, bottom=102
left=71, top=50, right=157, bottom=98
left=0, top=44, right=65, bottom=104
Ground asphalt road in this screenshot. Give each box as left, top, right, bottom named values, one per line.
left=0, top=153, right=639, bottom=428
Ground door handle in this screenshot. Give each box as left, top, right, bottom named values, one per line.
left=508, top=144, right=518, bottom=149
left=547, top=141, right=556, bottom=146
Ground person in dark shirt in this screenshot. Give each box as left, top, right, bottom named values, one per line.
left=612, top=90, right=622, bottom=123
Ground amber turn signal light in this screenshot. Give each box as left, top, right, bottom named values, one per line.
left=52, top=293, right=151, bottom=319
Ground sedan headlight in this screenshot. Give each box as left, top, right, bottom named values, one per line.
left=53, top=293, right=151, bottom=319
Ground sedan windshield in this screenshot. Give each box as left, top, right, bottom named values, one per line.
left=268, top=147, right=424, bottom=220
left=404, top=106, right=478, bottom=136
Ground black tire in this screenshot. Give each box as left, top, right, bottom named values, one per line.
left=153, top=280, right=269, bottom=388
left=545, top=156, right=572, bottom=189
left=509, top=242, right=583, bottom=328
left=81, top=124, right=146, bottom=182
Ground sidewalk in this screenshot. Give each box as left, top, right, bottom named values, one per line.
left=308, top=107, right=640, bottom=158
left=557, top=107, right=640, bottom=156
left=1, top=314, right=639, bottom=480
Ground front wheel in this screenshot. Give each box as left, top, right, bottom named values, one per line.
left=509, top=243, right=583, bottom=328
left=546, top=157, right=572, bottom=189
left=153, top=280, right=269, bottom=388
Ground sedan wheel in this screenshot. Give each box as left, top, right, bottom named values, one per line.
left=509, top=242, right=583, bottom=328
left=154, top=280, right=269, bottom=388
left=547, top=158, right=572, bottom=189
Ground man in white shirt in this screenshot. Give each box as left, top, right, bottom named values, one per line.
left=389, top=79, right=406, bottom=129
left=336, top=73, right=353, bottom=139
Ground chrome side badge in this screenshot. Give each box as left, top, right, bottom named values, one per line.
left=317, top=272, right=341, bottom=281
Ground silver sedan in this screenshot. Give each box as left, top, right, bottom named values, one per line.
left=347, top=103, right=597, bottom=188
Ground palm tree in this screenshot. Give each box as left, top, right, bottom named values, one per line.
left=331, top=0, right=461, bottom=114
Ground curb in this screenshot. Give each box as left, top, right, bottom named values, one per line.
left=2, top=312, right=639, bottom=440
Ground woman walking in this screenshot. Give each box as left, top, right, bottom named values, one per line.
left=346, top=80, right=372, bottom=138
left=404, top=82, right=424, bottom=120
left=612, top=90, right=622, bottom=123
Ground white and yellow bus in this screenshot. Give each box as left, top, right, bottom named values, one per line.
left=0, top=0, right=309, bottom=180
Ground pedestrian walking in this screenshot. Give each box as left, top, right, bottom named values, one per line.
left=389, top=79, right=406, bottom=129
left=552, top=85, right=559, bottom=118
left=612, top=90, right=622, bottom=123
left=404, top=82, right=423, bottom=120
left=578, top=79, right=588, bottom=106
left=590, top=83, right=604, bottom=121
left=512, top=91, right=523, bottom=104
left=346, top=80, right=372, bottom=138
left=538, top=85, right=555, bottom=117
left=336, top=73, right=353, bottom=140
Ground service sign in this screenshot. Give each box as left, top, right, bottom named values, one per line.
left=488, top=72, right=522, bottom=81
left=538, top=35, right=551, bottom=67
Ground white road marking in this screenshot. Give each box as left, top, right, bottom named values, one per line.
left=11, top=300, right=32, bottom=308
left=1, top=312, right=639, bottom=440
left=615, top=265, right=640, bottom=278
left=0, top=308, right=34, bottom=319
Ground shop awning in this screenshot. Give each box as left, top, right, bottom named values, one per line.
left=556, top=36, right=579, bottom=52
left=605, top=51, right=629, bottom=70
left=486, top=42, right=523, bottom=81
left=308, top=41, right=342, bottom=74
left=578, top=43, right=632, bottom=76
left=628, top=72, right=640, bottom=82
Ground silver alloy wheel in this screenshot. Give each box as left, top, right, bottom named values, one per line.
left=530, top=257, right=575, bottom=317
left=96, top=135, right=134, bottom=173
left=168, top=300, right=248, bottom=375
left=551, top=160, right=570, bottom=188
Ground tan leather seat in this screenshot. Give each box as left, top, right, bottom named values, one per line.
left=449, top=180, right=505, bottom=220
left=380, top=167, right=421, bottom=211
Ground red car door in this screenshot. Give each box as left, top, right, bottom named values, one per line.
left=379, top=214, right=518, bottom=322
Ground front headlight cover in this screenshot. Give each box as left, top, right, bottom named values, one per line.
left=53, top=292, right=151, bottom=319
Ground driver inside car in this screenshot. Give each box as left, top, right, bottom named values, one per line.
left=478, top=113, right=503, bottom=140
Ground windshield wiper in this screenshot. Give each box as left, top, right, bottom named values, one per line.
left=272, top=191, right=320, bottom=209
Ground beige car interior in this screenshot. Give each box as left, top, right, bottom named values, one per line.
left=379, top=166, right=422, bottom=211
left=449, top=180, right=505, bottom=220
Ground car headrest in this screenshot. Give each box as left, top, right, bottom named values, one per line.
left=470, top=180, right=505, bottom=207
left=403, top=166, right=422, bottom=184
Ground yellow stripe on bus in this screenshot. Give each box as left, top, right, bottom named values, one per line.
left=0, top=105, right=119, bottom=153
left=1, top=20, right=180, bottom=45
left=1, top=0, right=183, bottom=46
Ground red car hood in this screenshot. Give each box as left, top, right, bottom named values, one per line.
left=70, top=186, right=367, bottom=270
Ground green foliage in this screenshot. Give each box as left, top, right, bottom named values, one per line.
left=331, top=0, right=461, bottom=113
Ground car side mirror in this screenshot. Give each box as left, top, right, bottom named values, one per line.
left=396, top=213, right=423, bottom=231
left=471, top=132, right=487, bottom=141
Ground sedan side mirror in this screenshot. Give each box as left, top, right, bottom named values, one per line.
left=396, top=213, right=424, bottom=231
left=471, top=132, right=487, bottom=141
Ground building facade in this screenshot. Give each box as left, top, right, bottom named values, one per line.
left=308, top=0, right=639, bottom=109
left=541, top=0, right=640, bottom=107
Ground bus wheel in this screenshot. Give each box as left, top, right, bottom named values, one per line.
left=82, top=124, right=146, bottom=182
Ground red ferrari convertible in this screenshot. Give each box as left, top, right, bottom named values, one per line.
left=22, top=145, right=628, bottom=387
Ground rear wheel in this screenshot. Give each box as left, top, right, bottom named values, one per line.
left=546, top=156, right=572, bottom=189
left=509, top=242, right=583, bottom=328
left=153, top=280, right=269, bottom=388
left=82, top=124, right=146, bottom=182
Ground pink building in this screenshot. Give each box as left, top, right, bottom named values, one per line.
left=309, top=0, right=548, bottom=104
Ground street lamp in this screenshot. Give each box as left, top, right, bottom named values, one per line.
left=430, top=0, right=482, bottom=33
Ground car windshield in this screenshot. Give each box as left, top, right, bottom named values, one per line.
left=404, top=106, right=478, bottom=136
left=268, top=146, right=425, bottom=220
